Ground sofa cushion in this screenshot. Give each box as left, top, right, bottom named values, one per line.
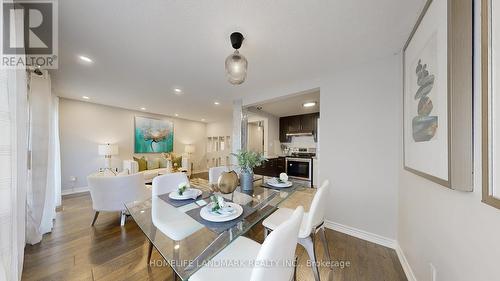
left=159, top=157, right=170, bottom=168
left=147, top=158, right=160, bottom=170
left=117, top=169, right=129, bottom=176
left=133, top=156, right=147, bottom=172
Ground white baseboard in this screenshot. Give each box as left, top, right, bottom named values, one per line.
left=61, top=186, right=89, bottom=196
left=324, top=220, right=397, bottom=249
left=394, top=243, right=417, bottom=281
left=324, top=220, right=416, bottom=281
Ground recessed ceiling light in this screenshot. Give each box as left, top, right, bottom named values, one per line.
left=174, top=88, right=182, bottom=94
left=303, top=102, right=317, bottom=108
left=78, top=55, right=93, bottom=63
left=201, top=118, right=205, bottom=122
left=175, top=113, right=179, bottom=117
left=82, top=96, right=90, bottom=100
left=214, top=101, right=220, bottom=105
left=140, top=107, right=146, bottom=111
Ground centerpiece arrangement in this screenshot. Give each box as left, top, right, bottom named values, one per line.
left=231, top=150, right=267, bottom=192
left=177, top=182, right=189, bottom=195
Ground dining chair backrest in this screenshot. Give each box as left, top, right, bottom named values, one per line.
left=152, top=172, right=190, bottom=196
left=250, top=206, right=304, bottom=281
left=302, top=180, right=330, bottom=237
left=208, top=166, right=230, bottom=184
left=87, top=173, right=149, bottom=212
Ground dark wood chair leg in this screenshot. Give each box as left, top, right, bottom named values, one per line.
left=91, top=211, right=99, bottom=226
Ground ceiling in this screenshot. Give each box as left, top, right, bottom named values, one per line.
left=52, top=0, right=424, bottom=122
left=253, top=91, right=320, bottom=117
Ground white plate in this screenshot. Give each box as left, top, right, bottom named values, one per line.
left=168, top=188, right=202, bottom=200
left=200, top=202, right=243, bottom=222
left=266, top=179, right=293, bottom=188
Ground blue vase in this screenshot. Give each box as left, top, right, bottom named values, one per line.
left=240, top=170, right=254, bottom=192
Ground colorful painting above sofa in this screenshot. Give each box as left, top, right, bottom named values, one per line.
left=134, top=116, right=173, bottom=153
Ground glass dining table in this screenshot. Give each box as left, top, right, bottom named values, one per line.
left=125, top=177, right=308, bottom=280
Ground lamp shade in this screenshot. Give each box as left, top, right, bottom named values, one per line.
left=184, top=144, right=195, bottom=153
left=98, top=144, right=119, bottom=156
left=225, top=50, right=248, bottom=85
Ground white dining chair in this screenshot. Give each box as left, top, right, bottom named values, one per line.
left=189, top=206, right=304, bottom=281
left=152, top=172, right=190, bottom=196
left=87, top=173, right=150, bottom=226
left=208, top=166, right=230, bottom=185
left=148, top=172, right=192, bottom=271
left=262, top=180, right=331, bottom=281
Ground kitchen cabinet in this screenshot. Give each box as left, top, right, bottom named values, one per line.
left=300, top=113, right=317, bottom=132
left=286, top=115, right=301, bottom=133
left=279, top=118, right=289, bottom=143
left=279, top=113, right=319, bottom=142
left=253, top=157, right=286, bottom=177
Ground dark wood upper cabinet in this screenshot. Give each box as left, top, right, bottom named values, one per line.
left=286, top=115, right=302, bottom=133
left=300, top=113, right=317, bottom=132
left=279, top=118, right=289, bottom=142
left=279, top=113, right=319, bottom=142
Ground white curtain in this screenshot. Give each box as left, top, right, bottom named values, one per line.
left=0, top=2, right=29, bottom=280
left=0, top=66, right=28, bottom=281
left=26, top=73, right=61, bottom=244
left=53, top=97, right=61, bottom=207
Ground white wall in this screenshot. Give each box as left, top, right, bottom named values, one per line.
left=59, top=98, right=207, bottom=191
left=247, top=122, right=264, bottom=153
left=398, top=1, right=500, bottom=280
left=318, top=55, right=401, bottom=240
left=207, top=119, right=233, bottom=137
left=247, top=109, right=280, bottom=157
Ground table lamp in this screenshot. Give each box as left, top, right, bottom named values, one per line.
left=184, top=144, right=195, bottom=176
left=98, top=143, right=119, bottom=173
left=184, top=144, right=195, bottom=155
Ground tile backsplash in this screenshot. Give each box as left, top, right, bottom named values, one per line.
left=282, top=135, right=317, bottom=149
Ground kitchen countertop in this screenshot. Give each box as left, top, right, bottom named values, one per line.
left=265, top=154, right=319, bottom=160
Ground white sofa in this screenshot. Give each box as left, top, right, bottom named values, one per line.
left=123, top=156, right=190, bottom=183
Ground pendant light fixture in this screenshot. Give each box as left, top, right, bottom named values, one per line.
left=225, top=32, right=248, bottom=85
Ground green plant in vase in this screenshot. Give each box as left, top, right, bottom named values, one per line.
left=231, top=150, right=267, bottom=192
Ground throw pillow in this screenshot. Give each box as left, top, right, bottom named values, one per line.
left=172, top=155, right=182, bottom=169
left=147, top=158, right=160, bottom=170
left=158, top=157, right=169, bottom=168
left=133, top=156, right=147, bottom=172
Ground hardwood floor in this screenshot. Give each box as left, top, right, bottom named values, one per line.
left=22, top=187, right=407, bottom=281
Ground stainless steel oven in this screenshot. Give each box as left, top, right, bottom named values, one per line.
left=286, top=157, right=312, bottom=182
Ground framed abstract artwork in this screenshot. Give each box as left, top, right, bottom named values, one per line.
left=134, top=116, right=174, bottom=153
left=403, top=0, right=473, bottom=191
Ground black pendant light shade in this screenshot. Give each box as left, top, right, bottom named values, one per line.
left=230, top=32, right=244, bottom=49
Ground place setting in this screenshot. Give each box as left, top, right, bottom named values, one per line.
left=185, top=194, right=256, bottom=234
left=262, top=173, right=294, bottom=190
left=158, top=182, right=210, bottom=208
